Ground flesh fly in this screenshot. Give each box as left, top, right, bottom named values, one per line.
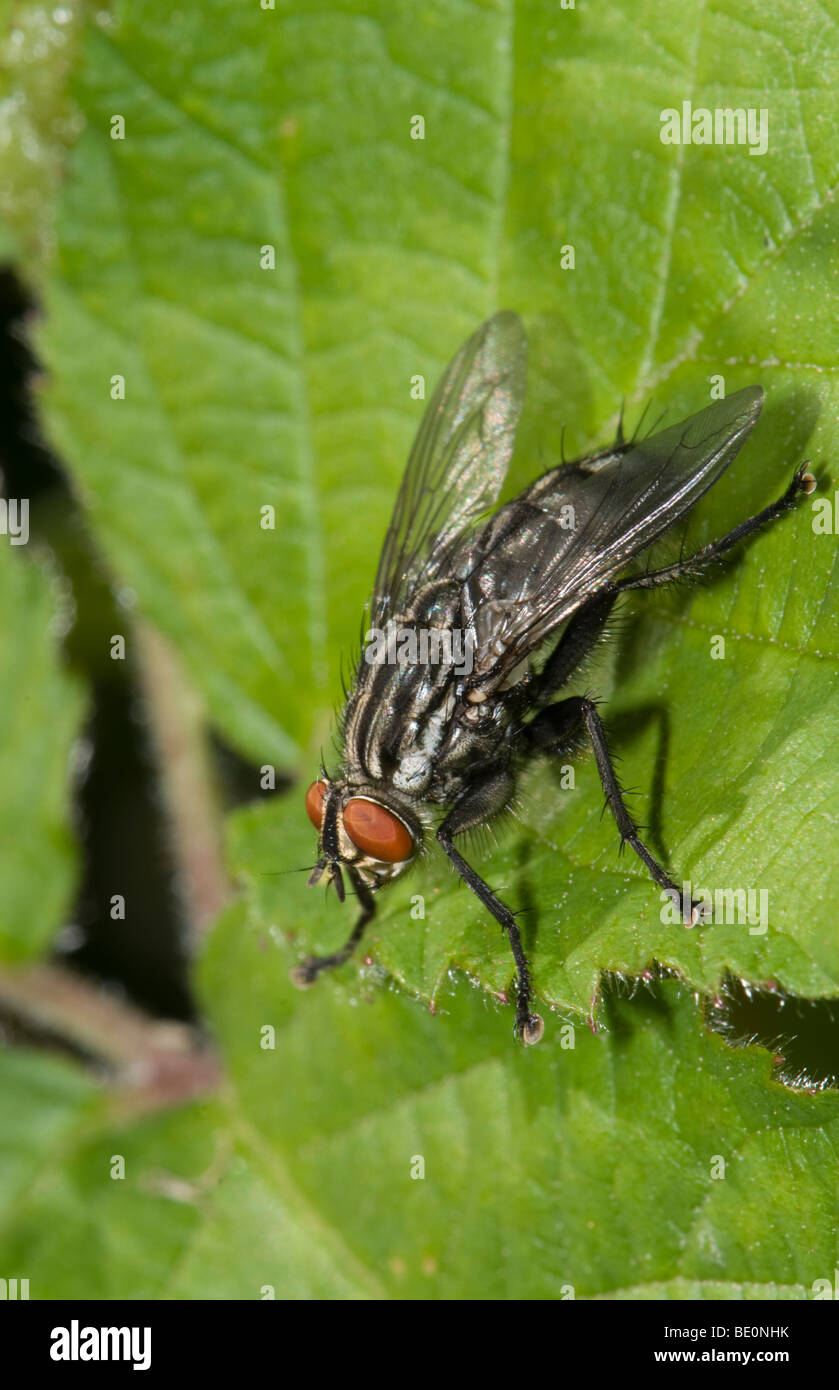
left=295, top=312, right=814, bottom=1044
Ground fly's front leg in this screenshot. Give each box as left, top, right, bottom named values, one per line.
left=437, top=768, right=544, bottom=1045
left=290, top=871, right=376, bottom=988
left=526, top=697, right=703, bottom=925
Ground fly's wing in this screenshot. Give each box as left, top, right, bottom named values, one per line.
left=457, top=387, right=764, bottom=686
left=369, top=312, right=527, bottom=627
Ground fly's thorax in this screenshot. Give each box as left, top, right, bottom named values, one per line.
left=305, top=774, right=423, bottom=888
left=343, top=580, right=478, bottom=792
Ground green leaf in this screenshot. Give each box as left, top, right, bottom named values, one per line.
left=5, top=0, right=839, bottom=1299
left=0, top=547, right=84, bottom=958
left=31, top=0, right=839, bottom=1009
left=0, top=1048, right=96, bottom=1211
left=3, top=937, right=838, bottom=1299
left=0, top=2, right=86, bottom=273
left=224, top=0, right=839, bottom=1018
left=196, top=917, right=839, bottom=1299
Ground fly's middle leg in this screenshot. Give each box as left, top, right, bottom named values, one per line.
left=290, top=872, right=376, bottom=988
left=436, top=768, right=544, bottom=1045
left=525, top=697, right=705, bottom=925
left=534, top=590, right=617, bottom=706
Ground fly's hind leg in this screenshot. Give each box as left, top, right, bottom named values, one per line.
left=290, top=873, right=376, bottom=988
left=525, top=697, right=703, bottom=924
left=615, top=461, right=815, bottom=596
left=518, top=464, right=815, bottom=926
left=532, top=461, right=812, bottom=706
left=436, top=767, right=544, bottom=1045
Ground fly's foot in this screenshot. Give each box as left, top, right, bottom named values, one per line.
left=291, top=942, right=357, bottom=987
left=662, top=884, right=712, bottom=928
left=795, top=461, right=816, bottom=495
left=518, top=1011, right=545, bottom=1046
left=290, top=957, right=326, bottom=989
left=688, top=897, right=713, bottom=928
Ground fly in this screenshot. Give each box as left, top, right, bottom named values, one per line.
left=293, top=312, right=815, bottom=1044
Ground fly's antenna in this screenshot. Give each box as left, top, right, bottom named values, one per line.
left=615, top=399, right=626, bottom=448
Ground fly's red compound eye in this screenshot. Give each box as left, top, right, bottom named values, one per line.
left=305, top=780, right=328, bottom=831
left=343, top=798, right=413, bottom=863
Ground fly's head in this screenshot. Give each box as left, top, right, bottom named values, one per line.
left=305, top=774, right=421, bottom=895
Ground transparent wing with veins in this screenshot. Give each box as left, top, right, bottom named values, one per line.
left=451, top=386, right=765, bottom=687
left=369, top=311, right=528, bottom=627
